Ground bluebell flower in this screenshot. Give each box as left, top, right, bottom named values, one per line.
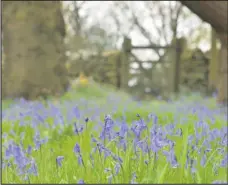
left=119, top=121, right=128, bottom=138
left=74, top=143, right=81, bottom=154
left=130, top=172, right=137, bottom=184
left=78, top=179, right=85, bottom=184
left=5, top=145, right=13, bottom=160
left=212, top=180, right=227, bottom=184
left=56, top=156, right=64, bottom=167
left=118, top=138, right=127, bottom=152
left=74, top=122, right=79, bottom=135
left=220, top=155, right=227, bottom=167
left=73, top=106, right=80, bottom=119
left=27, top=158, right=38, bottom=176
left=220, top=133, right=227, bottom=146
left=104, top=168, right=111, bottom=173
left=27, top=145, right=32, bottom=155
left=104, top=149, right=111, bottom=160
left=2, top=133, right=8, bottom=139
left=190, top=159, right=197, bottom=174
left=175, top=128, right=182, bottom=136
left=202, top=139, right=211, bottom=150
left=200, top=154, right=207, bottom=167
left=148, top=114, right=158, bottom=125
left=91, top=135, right=98, bottom=143
left=111, top=154, right=123, bottom=164
left=115, top=163, right=121, bottom=175
left=107, top=175, right=113, bottom=184
left=77, top=155, right=83, bottom=166
left=163, top=149, right=179, bottom=168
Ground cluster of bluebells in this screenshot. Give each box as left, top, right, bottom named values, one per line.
left=3, top=140, right=38, bottom=178
left=2, top=97, right=227, bottom=184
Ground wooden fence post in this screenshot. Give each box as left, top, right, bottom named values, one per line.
left=217, top=32, right=227, bottom=104
left=174, top=38, right=183, bottom=93
left=121, top=36, right=132, bottom=90
left=209, top=27, right=219, bottom=91
left=168, top=38, right=183, bottom=94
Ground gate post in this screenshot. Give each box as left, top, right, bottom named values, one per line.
left=217, top=32, right=228, bottom=105
left=121, top=36, right=132, bottom=90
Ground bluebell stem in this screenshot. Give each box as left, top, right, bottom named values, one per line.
left=89, top=152, right=94, bottom=168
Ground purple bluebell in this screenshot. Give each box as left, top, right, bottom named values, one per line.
left=112, top=155, right=123, bottom=164
left=78, top=179, right=85, bottom=184
left=117, top=137, right=127, bottom=152
left=148, top=114, right=158, bottom=125
left=107, top=175, right=113, bottom=184
left=220, top=155, right=227, bottom=167
left=144, top=160, right=149, bottom=166
left=119, top=121, right=128, bottom=138
left=74, top=122, right=80, bottom=135
left=12, top=145, right=30, bottom=175
left=202, top=139, right=211, bottom=150
left=151, top=134, right=169, bottom=153
left=104, top=149, right=111, bottom=160
left=190, top=159, right=197, bottom=174
left=27, top=158, right=38, bottom=176
left=104, top=168, right=111, bottom=173
left=130, top=172, right=137, bottom=184
left=100, top=115, right=114, bottom=141
left=114, top=163, right=121, bottom=175
left=27, top=145, right=32, bottom=155
left=212, top=180, right=227, bottom=184
left=212, top=128, right=220, bottom=138
left=91, top=135, right=98, bottom=143
left=85, top=117, right=89, bottom=122
left=200, top=154, right=207, bottom=167
left=2, top=133, right=7, bottom=139
left=163, top=149, right=179, bottom=168
left=73, top=106, right=80, bottom=119
left=175, top=128, right=182, bottom=136
left=188, top=135, right=194, bottom=145
left=77, top=155, right=83, bottom=166
left=74, top=143, right=81, bottom=154
left=56, top=156, right=64, bottom=167
left=220, top=134, right=227, bottom=146
left=5, top=144, right=13, bottom=160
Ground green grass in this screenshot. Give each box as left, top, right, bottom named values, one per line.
left=2, top=82, right=227, bottom=184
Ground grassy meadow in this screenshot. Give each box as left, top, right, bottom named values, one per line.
left=2, top=82, right=227, bottom=184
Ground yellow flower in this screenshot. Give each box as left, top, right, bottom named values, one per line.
left=79, top=72, right=88, bottom=85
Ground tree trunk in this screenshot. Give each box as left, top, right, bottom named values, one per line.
left=2, top=1, right=69, bottom=100
left=217, top=32, right=227, bottom=105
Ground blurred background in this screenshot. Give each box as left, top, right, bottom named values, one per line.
left=1, top=1, right=227, bottom=103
